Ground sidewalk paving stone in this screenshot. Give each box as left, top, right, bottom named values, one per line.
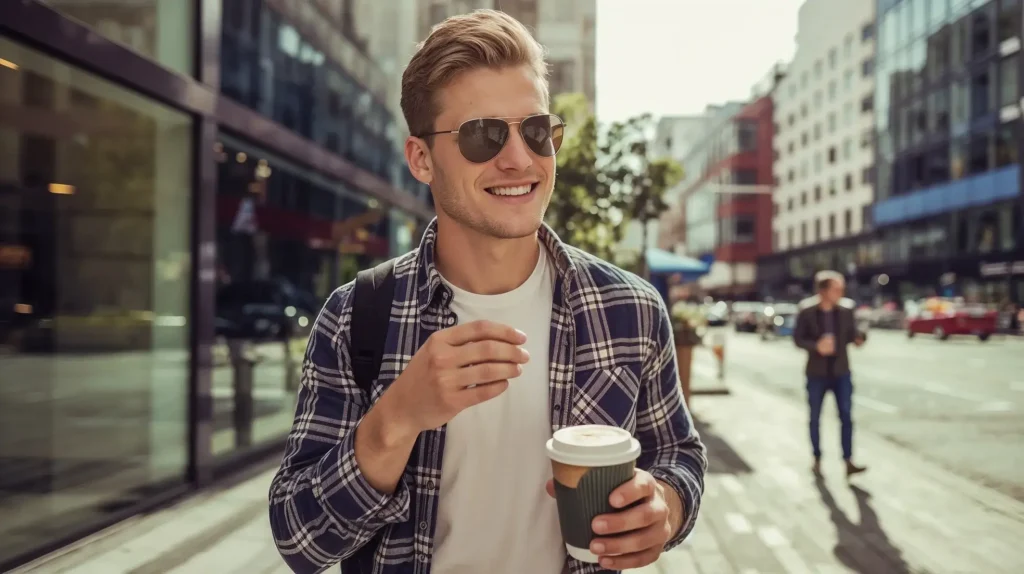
left=13, top=367, right=1024, bottom=574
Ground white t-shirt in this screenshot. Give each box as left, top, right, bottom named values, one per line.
left=430, top=247, right=564, bottom=574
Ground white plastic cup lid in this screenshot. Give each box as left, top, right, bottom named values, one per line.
left=546, top=425, right=641, bottom=467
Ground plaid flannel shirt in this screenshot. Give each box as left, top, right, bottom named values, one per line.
left=269, top=219, right=707, bottom=574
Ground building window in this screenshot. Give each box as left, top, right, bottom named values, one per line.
left=971, top=64, right=995, bottom=118
left=815, top=218, right=822, bottom=241
left=862, top=165, right=875, bottom=185
left=972, top=7, right=995, bottom=57
left=829, top=48, right=838, bottom=69
left=861, top=128, right=873, bottom=149
left=845, top=34, right=853, bottom=58
left=737, top=120, right=758, bottom=151
left=845, top=173, right=853, bottom=191
left=814, top=59, right=823, bottom=79
left=829, top=80, right=837, bottom=100
left=829, top=214, right=836, bottom=237
left=788, top=226, right=795, bottom=246
left=862, top=205, right=872, bottom=230
left=788, top=169, right=795, bottom=182
left=996, top=124, right=1019, bottom=167
left=862, top=22, right=874, bottom=41
left=828, top=146, right=837, bottom=164
left=862, top=57, right=874, bottom=77
left=801, top=103, right=808, bottom=117
left=844, top=102, right=853, bottom=125
left=802, top=222, right=808, bottom=244
left=814, top=185, right=822, bottom=202
left=828, top=113, right=837, bottom=132
left=801, top=191, right=808, bottom=206
left=998, top=0, right=1023, bottom=45
left=844, top=69, right=853, bottom=91
left=861, top=94, right=874, bottom=112
left=46, top=0, right=195, bottom=75
left=843, top=138, right=852, bottom=159
left=0, top=36, right=193, bottom=566
left=969, top=133, right=992, bottom=174
left=999, top=56, right=1019, bottom=108
left=814, top=90, right=823, bottom=109
left=733, top=169, right=759, bottom=185
left=829, top=179, right=837, bottom=196
left=549, top=59, right=576, bottom=95
left=845, top=209, right=853, bottom=234
left=788, top=198, right=795, bottom=211
left=789, top=113, right=796, bottom=126
left=802, top=131, right=809, bottom=146
left=788, top=141, right=795, bottom=153
left=814, top=123, right=822, bottom=140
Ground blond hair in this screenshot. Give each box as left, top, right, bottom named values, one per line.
left=400, top=9, right=548, bottom=137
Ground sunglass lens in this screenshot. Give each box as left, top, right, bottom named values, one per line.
left=458, top=118, right=510, bottom=163
left=521, top=114, right=564, bottom=157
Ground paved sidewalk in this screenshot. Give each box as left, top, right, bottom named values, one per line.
left=14, top=366, right=1024, bottom=574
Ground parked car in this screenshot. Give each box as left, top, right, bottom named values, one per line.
left=905, top=298, right=998, bottom=341
left=731, top=301, right=765, bottom=333
left=759, top=302, right=799, bottom=340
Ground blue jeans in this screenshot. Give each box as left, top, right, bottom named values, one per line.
left=807, top=373, right=854, bottom=460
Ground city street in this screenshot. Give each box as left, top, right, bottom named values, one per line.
left=697, top=329, right=1024, bottom=502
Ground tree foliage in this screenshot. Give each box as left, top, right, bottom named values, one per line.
left=545, top=94, right=684, bottom=275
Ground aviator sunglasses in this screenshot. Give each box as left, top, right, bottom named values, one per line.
left=416, top=113, right=566, bottom=163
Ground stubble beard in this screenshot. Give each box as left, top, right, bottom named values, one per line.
left=432, top=166, right=551, bottom=240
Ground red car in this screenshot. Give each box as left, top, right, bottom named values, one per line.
left=906, top=299, right=998, bottom=341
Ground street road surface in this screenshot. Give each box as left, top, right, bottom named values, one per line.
left=698, top=329, right=1024, bottom=502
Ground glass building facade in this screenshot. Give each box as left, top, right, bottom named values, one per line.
left=0, top=1, right=432, bottom=570
left=871, top=0, right=1024, bottom=304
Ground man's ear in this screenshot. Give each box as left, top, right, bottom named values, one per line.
left=405, top=137, right=433, bottom=185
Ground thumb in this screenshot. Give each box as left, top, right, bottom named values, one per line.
left=545, top=479, right=555, bottom=498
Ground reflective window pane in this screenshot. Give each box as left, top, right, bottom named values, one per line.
left=41, top=0, right=194, bottom=75
left=0, top=37, right=191, bottom=565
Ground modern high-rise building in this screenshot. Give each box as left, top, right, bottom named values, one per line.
left=758, top=0, right=879, bottom=298
left=0, top=1, right=433, bottom=570
left=869, top=0, right=1023, bottom=304
left=418, top=0, right=597, bottom=106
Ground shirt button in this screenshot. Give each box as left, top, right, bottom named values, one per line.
left=426, top=480, right=436, bottom=490
left=417, top=554, right=428, bottom=562
left=553, top=404, right=562, bottom=412
left=419, top=521, right=428, bottom=530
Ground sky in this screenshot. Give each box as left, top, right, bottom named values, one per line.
left=595, top=0, right=807, bottom=124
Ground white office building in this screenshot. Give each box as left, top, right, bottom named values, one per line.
left=772, top=0, right=877, bottom=253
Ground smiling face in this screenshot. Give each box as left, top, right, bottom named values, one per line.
left=407, top=64, right=555, bottom=240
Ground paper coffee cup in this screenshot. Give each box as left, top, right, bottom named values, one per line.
left=546, top=425, right=641, bottom=563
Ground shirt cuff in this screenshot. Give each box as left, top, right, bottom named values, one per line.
left=312, top=427, right=412, bottom=532
left=649, top=464, right=703, bottom=550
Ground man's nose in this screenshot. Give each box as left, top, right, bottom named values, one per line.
left=493, top=126, right=534, bottom=172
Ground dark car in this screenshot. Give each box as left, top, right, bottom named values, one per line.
left=215, top=279, right=321, bottom=342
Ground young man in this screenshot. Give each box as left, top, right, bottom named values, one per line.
left=794, top=270, right=867, bottom=477
left=269, top=10, right=706, bottom=574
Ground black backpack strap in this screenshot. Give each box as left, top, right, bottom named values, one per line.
left=350, top=259, right=397, bottom=395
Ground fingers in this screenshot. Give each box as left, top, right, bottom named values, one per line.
left=458, top=362, right=523, bottom=388
left=440, top=320, right=527, bottom=346
left=607, top=470, right=657, bottom=511
left=458, top=380, right=509, bottom=408
left=592, top=545, right=663, bottom=571
left=454, top=340, right=530, bottom=368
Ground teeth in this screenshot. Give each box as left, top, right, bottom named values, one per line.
left=488, top=184, right=532, bottom=196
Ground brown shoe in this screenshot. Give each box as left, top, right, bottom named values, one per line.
left=812, top=458, right=822, bottom=476
left=845, top=460, right=867, bottom=477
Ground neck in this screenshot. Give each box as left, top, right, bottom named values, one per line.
left=433, top=217, right=541, bottom=295
left=819, top=298, right=836, bottom=311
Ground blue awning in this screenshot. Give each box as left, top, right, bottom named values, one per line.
left=645, top=248, right=710, bottom=275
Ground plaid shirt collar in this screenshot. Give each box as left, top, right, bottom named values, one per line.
left=413, top=217, right=579, bottom=314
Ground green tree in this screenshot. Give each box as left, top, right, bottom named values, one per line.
left=601, top=114, right=684, bottom=277
left=547, top=95, right=683, bottom=273
left=545, top=93, right=622, bottom=262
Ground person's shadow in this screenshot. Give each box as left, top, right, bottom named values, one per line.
left=814, top=476, right=911, bottom=573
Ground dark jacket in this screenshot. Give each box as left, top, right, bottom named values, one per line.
left=793, top=296, right=859, bottom=378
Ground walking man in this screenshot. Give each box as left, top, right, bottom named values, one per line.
left=268, top=10, right=706, bottom=574
left=794, top=270, right=867, bottom=477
